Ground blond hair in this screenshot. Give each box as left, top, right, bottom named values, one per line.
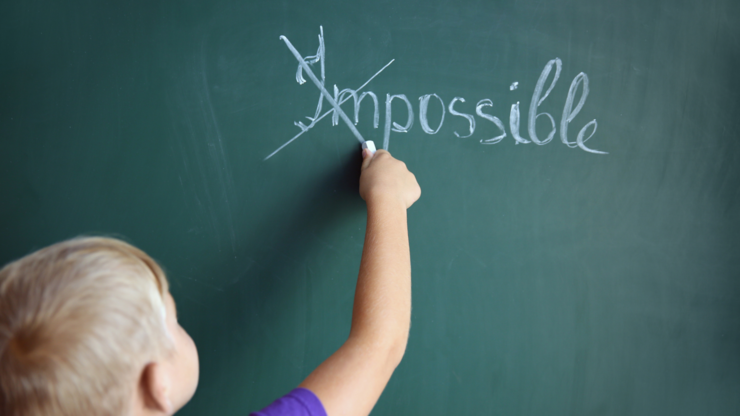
left=0, top=237, right=172, bottom=416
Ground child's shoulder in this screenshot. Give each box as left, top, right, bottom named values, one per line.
left=250, top=388, right=326, bottom=416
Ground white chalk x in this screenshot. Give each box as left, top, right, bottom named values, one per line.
left=362, top=141, right=376, bottom=155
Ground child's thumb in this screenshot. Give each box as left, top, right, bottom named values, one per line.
left=361, top=148, right=374, bottom=170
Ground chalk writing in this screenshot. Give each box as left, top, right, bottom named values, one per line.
left=266, top=27, right=606, bottom=160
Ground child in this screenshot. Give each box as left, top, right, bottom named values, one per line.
left=0, top=148, right=420, bottom=416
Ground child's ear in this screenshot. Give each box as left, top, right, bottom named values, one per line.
left=140, top=362, right=174, bottom=414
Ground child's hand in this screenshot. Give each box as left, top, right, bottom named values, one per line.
left=360, top=149, right=421, bottom=209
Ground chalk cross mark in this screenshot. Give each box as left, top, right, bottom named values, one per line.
left=265, top=33, right=393, bottom=160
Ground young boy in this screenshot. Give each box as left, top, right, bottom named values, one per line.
left=0, top=148, right=420, bottom=416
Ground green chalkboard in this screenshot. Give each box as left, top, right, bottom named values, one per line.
left=2, top=0, right=739, bottom=415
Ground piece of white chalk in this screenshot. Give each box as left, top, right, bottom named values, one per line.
left=362, top=140, right=376, bottom=155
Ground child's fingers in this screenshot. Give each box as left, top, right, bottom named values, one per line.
left=362, top=149, right=393, bottom=170
left=361, top=148, right=377, bottom=170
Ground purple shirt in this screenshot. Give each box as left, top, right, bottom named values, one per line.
left=250, top=388, right=327, bottom=416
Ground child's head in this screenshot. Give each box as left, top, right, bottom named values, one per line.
left=0, top=237, right=199, bottom=416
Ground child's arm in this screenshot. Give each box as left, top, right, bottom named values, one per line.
left=299, top=149, right=421, bottom=416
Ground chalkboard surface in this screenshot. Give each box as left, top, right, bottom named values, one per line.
left=2, top=1, right=739, bottom=415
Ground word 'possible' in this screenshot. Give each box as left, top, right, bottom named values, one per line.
left=265, top=27, right=606, bottom=160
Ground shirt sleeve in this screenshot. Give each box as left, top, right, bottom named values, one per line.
left=250, top=388, right=327, bottom=416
